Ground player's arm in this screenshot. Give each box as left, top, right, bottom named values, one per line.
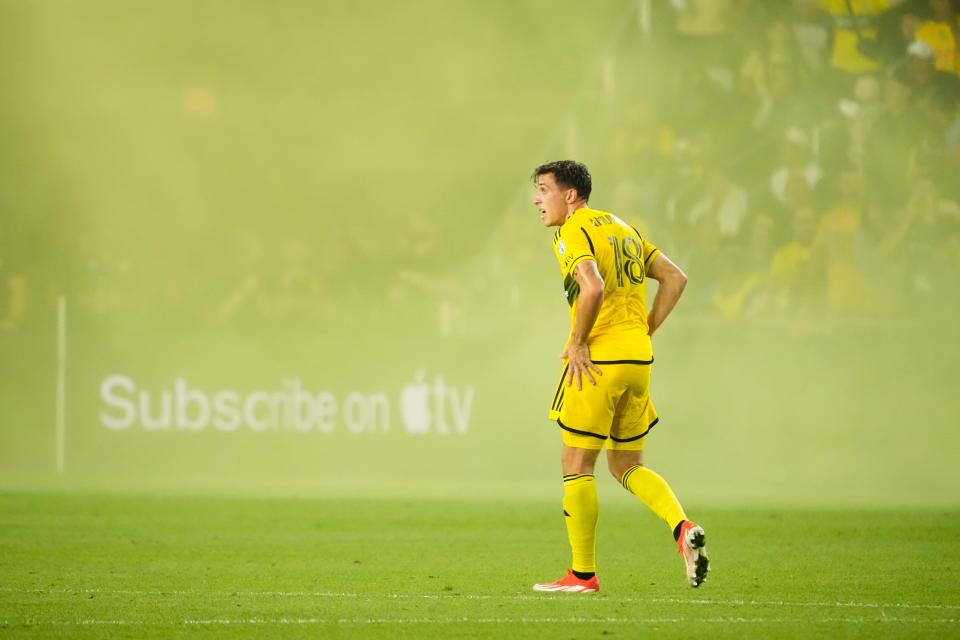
left=563, top=259, right=604, bottom=391
left=646, top=252, right=688, bottom=337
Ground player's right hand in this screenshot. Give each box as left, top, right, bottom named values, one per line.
left=561, top=342, right=602, bottom=391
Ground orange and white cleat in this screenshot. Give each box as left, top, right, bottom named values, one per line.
left=532, top=569, right=600, bottom=593
left=677, top=520, right=710, bottom=587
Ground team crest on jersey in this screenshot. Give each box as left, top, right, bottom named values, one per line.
left=558, top=239, right=566, bottom=257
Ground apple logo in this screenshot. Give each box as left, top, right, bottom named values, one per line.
left=400, top=370, right=431, bottom=434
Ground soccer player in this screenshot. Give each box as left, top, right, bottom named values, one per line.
left=530, top=160, right=709, bottom=592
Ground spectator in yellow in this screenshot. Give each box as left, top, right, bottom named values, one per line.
left=915, top=0, right=960, bottom=75
left=710, top=217, right=775, bottom=320
left=822, top=0, right=904, bottom=73
left=769, top=207, right=822, bottom=311
left=817, top=169, right=889, bottom=312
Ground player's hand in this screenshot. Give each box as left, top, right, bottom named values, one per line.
left=561, top=342, right=602, bottom=391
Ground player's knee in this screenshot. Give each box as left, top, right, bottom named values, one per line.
left=562, top=445, right=601, bottom=475
left=609, top=462, right=637, bottom=482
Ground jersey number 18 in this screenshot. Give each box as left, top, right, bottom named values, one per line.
left=607, top=235, right=645, bottom=286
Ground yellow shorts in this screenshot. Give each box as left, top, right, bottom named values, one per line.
left=547, top=360, right=659, bottom=451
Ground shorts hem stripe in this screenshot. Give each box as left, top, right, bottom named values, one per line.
left=557, top=419, right=607, bottom=440
left=610, top=417, right=660, bottom=443
left=592, top=359, right=654, bottom=365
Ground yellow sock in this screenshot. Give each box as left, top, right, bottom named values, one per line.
left=620, top=465, right=687, bottom=531
left=562, top=474, right=598, bottom=573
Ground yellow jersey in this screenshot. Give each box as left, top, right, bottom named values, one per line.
left=916, top=19, right=960, bottom=75
left=552, top=207, right=659, bottom=362
left=821, top=0, right=890, bottom=72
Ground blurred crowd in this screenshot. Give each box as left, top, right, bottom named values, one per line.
left=2, top=0, right=958, bottom=335
left=606, top=0, right=960, bottom=319
left=0, top=216, right=449, bottom=334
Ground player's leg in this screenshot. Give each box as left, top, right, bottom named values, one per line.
left=607, top=368, right=710, bottom=587
left=607, top=368, right=686, bottom=532
left=535, top=364, right=615, bottom=593
left=562, top=445, right=601, bottom=576
left=555, top=369, right=622, bottom=582
left=534, top=444, right=602, bottom=592
left=607, top=449, right=709, bottom=587
left=562, top=443, right=600, bottom=474
left=607, top=449, right=686, bottom=535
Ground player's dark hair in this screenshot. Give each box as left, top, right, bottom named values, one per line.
left=533, top=160, right=592, bottom=202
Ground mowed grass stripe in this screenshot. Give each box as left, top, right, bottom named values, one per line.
left=2, top=587, right=958, bottom=611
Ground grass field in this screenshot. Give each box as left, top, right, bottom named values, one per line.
left=1, top=493, right=958, bottom=638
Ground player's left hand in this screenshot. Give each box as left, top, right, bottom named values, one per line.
left=561, top=342, right=602, bottom=391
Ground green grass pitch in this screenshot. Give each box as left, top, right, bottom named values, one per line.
left=1, top=493, right=957, bottom=639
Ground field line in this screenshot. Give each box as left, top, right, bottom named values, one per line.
left=2, top=616, right=959, bottom=626
left=645, top=597, right=960, bottom=611
left=1, top=587, right=958, bottom=611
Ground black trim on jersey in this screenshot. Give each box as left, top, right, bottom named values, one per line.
left=630, top=226, right=644, bottom=240
left=563, top=272, right=580, bottom=307
left=592, top=359, right=655, bottom=365
left=557, top=418, right=607, bottom=440
left=554, top=229, right=561, bottom=242
left=610, top=417, right=659, bottom=444
left=644, top=247, right=660, bottom=267
left=579, top=227, right=595, bottom=255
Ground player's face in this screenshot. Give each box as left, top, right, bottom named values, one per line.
left=533, top=173, right=573, bottom=227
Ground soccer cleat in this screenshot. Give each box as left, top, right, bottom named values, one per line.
left=532, top=569, right=600, bottom=593
left=677, top=520, right=710, bottom=587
